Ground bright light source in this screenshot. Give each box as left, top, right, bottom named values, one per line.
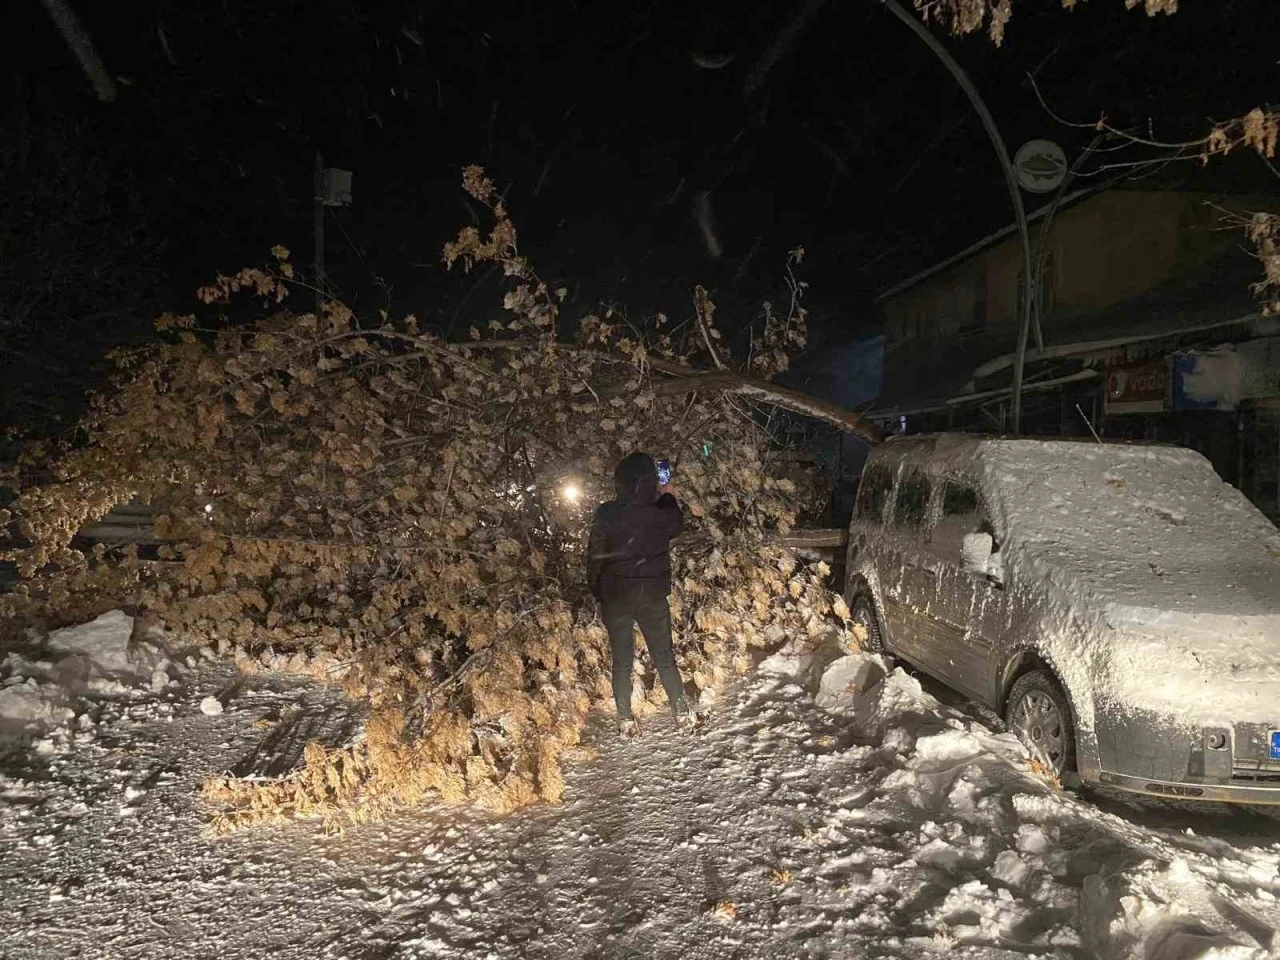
left=204, top=503, right=214, bottom=514
left=562, top=484, right=581, bottom=503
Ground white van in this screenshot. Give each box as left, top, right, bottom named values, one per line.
left=845, top=433, right=1280, bottom=803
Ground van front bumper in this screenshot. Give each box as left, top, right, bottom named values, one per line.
left=1097, top=769, right=1280, bottom=805
left=1092, top=706, right=1280, bottom=804
left=1093, top=708, right=1280, bottom=805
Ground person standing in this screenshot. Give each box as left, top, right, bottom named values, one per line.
left=586, top=452, right=696, bottom=737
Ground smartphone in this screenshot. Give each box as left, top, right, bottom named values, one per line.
left=655, top=458, right=672, bottom=486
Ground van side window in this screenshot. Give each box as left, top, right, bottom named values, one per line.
left=942, top=482, right=978, bottom=517
left=933, top=480, right=990, bottom=553
left=856, top=464, right=893, bottom=523
left=893, top=469, right=930, bottom=529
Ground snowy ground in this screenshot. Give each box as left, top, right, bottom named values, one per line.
left=2, top=615, right=1280, bottom=959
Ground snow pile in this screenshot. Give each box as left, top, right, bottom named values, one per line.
left=0, top=678, right=76, bottom=732
left=0, top=610, right=202, bottom=735
left=757, top=633, right=817, bottom=679
left=757, top=627, right=859, bottom=694
left=1079, top=853, right=1272, bottom=960
left=815, top=651, right=894, bottom=722
left=47, top=610, right=157, bottom=696
left=810, top=652, right=1280, bottom=959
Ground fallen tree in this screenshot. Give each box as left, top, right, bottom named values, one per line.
left=1, top=167, right=870, bottom=828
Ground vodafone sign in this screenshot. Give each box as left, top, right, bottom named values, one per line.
left=1105, top=360, right=1168, bottom=414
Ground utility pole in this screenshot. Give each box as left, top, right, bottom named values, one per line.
left=873, top=0, right=1034, bottom=434
left=313, top=152, right=325, bottom=318
left=312, top=155, right=353, bottom=316
left=1012, top=135, right=1104, bottom=431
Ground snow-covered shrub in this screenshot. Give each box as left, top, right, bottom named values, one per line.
left=2, top=167, right=858, bottom=828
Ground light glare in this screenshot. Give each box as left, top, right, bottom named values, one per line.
left=562, top=484, right=581, bottom=502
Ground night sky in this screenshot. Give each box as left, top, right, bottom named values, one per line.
left=4, top=0, right=1279, bottom=427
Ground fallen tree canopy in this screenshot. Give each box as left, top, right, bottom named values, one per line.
left=1, top=167, right=868, bottom=828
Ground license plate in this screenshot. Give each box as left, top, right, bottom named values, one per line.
left=1272, top=731, right=1280, bottom=761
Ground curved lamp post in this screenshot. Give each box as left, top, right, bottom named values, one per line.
left=873, top=0, right=1034, bottom=433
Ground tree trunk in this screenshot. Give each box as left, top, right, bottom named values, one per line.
left=652, top=371, right=883, bottom=446
left=455, top=340, right=884, bottom=445
left=40, top=0, right=117, bottom=103
left=674, top=528, right=846, bottom=551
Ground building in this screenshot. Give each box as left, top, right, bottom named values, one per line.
left=868, top=177, right=1280, bottom=522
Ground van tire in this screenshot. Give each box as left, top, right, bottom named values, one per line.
left=1005, top=670, right=1076, bottom=778
left=849, top=587, right=885, bottom=653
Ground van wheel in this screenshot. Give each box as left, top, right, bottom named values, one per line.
left=849, top=588, right=884, bottom=653
left=1005, top=670, right=1076, bottom=778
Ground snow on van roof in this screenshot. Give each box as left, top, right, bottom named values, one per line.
left=872, top=433, right=1191, bottom=471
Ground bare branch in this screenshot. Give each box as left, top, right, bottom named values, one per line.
left=743, top=0, right=832, bottom=97
left=1028, top=72, right=1279, bottom=160
left=40, top=0, right=117, bottom=103
left=652, top=371, right=883, bottom=445
left=693, top=285, right=726, bottom=370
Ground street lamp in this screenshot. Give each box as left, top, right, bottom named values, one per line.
left=872, top=0, right=1035, bottom=433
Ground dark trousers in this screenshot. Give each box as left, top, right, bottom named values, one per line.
left=599, top=578, right=687, bottom=719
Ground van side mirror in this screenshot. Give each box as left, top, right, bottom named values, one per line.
left=961, top=532, right=994, bottom=575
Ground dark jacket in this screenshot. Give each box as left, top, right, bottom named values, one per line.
left=586, top=457, right=685, bottom=599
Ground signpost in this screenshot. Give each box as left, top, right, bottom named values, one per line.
left=1010, top=137, right=1072, bottom=427
left=873, top=0, right=1035, bottom=434
left=1013, top=139, right=1067, bottom=195
left=313, top=153, right=353, bottom=316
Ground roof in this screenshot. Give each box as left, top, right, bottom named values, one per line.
left=873, top=186, right=1104, bottom=303
left=876, top=147, right=1280, bottom=305
left=970, top=311, right=1264, bottom=381
left=866, top=368, right=1101, bottom=420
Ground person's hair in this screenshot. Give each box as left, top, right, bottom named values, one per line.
left=614, top=452, right=657, bottom=503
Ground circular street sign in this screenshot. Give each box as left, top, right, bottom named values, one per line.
left=1014, top=139, right=1067, bottom=194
